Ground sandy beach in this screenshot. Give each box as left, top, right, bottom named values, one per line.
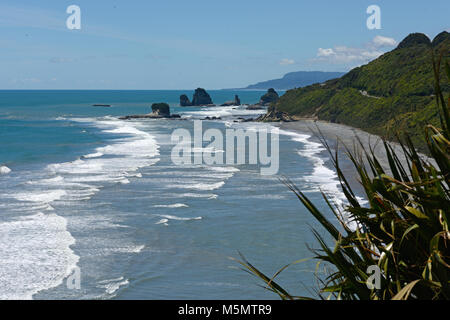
left=279, top=120, right=409, bottom=167
left=277, top=120, right=417, bottom=198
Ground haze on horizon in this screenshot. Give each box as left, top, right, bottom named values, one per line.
left=0, top=0, right=448, bottom=90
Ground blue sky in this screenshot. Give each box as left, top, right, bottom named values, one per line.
left=1, top=0, right=448, bottom=89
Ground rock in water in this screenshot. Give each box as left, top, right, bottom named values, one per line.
left=234, top=95, right=241, bottom=106
left=180, top=94, right=192, bottom=106
left=120, top=102, right=179, bottom=120
left=192, top=88, right=213, bottom=106
left=220, top=94, right=241, bottom=106
left=151, top=103, right=171, bottom=117
left=259, top=88, right=279, bottom=106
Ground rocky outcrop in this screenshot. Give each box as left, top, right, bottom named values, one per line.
left=220, top=95, right=241, bottom=106
left=151, top=103, right=170, bottom=116
left=259, top=88, right=279, bottom=106
left=246, top=90, right=278, bottom=110
left=192, top=88, right=213, bottom=106
left=180, top=94, right=192, bottom=106
left=119, top=103, right=180, bottom=120
left=246, top=104, right=264, bottom=110
left=235, top=95, right=241, bottom=105
left=256, top=106, right=294, bottom=122
left=203, top=116, right=222, bottom=120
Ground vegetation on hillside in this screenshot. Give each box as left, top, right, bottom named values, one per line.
left=274, top=32, right=449, bottom=151
left=235, top=52, right=450, bottom=300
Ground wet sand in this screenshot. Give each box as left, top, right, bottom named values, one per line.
left=279, top=120, right=412, bottom=169
left=277, top=120, right=414, bottom=197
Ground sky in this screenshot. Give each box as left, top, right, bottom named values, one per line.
left=0, top=0, right=448, bottom=90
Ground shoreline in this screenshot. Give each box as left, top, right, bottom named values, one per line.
left=274, top=120, right=415, bottom=200
left=277, top=120, right=410, bottom=172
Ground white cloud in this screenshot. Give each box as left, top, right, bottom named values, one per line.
left=317, top=48, right=335, bottom=57
left=371, top=36, right=397, bottom=48
left=279, top=58, right=295, bottom=65
left=314, top=36, right=396, bottom=65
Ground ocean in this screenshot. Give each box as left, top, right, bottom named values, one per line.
left=0, top=90, right=346, bottom=299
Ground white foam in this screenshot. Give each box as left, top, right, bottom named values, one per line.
left=176, top=193, right=218, bottom=199
left=127, top=173, right=142, bottom=178
left=119, top=178, right=130, bottom=185
left=83, top=152, right=103, bottom=159
left=98, top=277, right=129, bottom=295
left=181, top=105, right=266, bottom=119
left=154, top=203, right=189, bottom=208
left=158, top=214, right=202, bottom=221
left=171, top=181, right=225, bottom=191
left=208, top=166, right=240, bottom=173
left=155, top=219, right=169, bottom=226
left=192, top=147, right=224, bottom=153
left=0, top=166, right=11, bottom=175
left=0, top=117, right=160, bottom=299
left=26, top=176, right=64, bottom=184
left=14, top=190, right=67, bottom=203
left=279, top=127, right=358, bottom=230
left=113, top=245, right=145, bottom=253
left=0, top=212, right=79, bottom=300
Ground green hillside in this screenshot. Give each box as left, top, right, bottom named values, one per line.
left=274, top=32, right=450, bottom=150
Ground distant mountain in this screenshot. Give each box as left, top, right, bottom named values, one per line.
left=271, top=31, right=450, bottom=150
left=244, top=71, right=345, bottom=90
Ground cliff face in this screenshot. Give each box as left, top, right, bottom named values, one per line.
left=273, top=31, right=450, bottom=150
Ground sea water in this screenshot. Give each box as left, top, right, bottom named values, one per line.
left=0, top=90, right=346, bottom=299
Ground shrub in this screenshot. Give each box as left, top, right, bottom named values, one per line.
left=235, top=54, right=450, bottom=300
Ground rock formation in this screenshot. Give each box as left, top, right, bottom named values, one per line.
left=259, top=88, right=279, bottom=106
left=180, top=94, right=192, bottom=106
left=246, top=104, right=264, bottom=110
left=245, top=89, right=279, bottom=110
left=119, top=102, right=180, bottom=120
left=256, top=106, right=294, bottom=122
left=191, top=88, right=213, bottom=106
left=220, top=95, right=241, bottom=106
left=151, top=103, right=170, bottom=116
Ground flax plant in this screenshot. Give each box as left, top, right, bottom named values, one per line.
left=235, top=54, right=450, bottom=300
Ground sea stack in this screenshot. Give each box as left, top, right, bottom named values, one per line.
left=192, top=88, right=213, bottom=106
left=119, top=102, right=174, bottom=120
left=151, top=103, right=171, bottom=117
left=259, top=88, right=279, bottom=106
left=221, top=94, right=241, bottom=106
left=180, top=94, right=193, bottom=106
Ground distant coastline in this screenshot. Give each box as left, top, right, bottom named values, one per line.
left=225, top=71, right=345, bottom=91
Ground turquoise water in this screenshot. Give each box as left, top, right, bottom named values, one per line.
left=0, top=90, right=341, bottom=299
